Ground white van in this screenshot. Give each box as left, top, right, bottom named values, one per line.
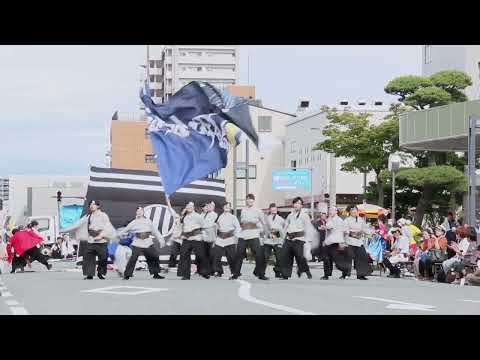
left=26, top=215, right=59, bottom=246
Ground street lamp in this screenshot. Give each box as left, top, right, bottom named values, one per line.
left=311, top=127, right=336, bottom=208
left=388, top=153, right=401, bottom=225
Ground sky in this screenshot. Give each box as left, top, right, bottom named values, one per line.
left=0, top=45, right=421, bottom=176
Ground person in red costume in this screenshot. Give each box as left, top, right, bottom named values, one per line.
left=7, top=221, right=52, bottom=273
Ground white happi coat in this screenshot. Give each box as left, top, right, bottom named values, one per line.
left=215, top=212, right=241, bottom=248
left=324, top=216, right=346, bottom=246
left=344, top=216, right=371, bottom=247
left=264, top=213, right=286, bottom=246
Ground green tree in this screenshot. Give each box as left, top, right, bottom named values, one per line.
left=384, top=70, right=472, bottom=225
left=385, top=71, right=472, bottom=110
left=313, top=105, right=400, bottom=207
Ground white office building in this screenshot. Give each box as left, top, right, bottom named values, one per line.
left=422, top=45, right=480, bottom=100
left=146, top=45, right=239, bottom=103
left=1, top=175, right=88, bottom=225
left=285, top=99, right=390, bottom=210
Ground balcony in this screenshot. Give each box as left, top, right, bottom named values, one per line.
left=399, top=100, right=480, bottom=151
left=115, top=112, right=148, bottom=122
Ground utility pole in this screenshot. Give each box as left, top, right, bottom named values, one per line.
left=363, top=172, right=367, bottom=204
left=233, top=146, right=237, bottom=217
left=146, top=45, right=150, bottom=87
left=467, top=115, right=478, bottom=230
left=391, top=171, right=396, bottom=225
left=329, top=154, right=336, bottom=208
left=245, top=140, right=250, bottom=197
left=310, top=167, right=314, bottom=218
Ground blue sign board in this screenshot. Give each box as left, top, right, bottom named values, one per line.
left=272, top=169, right=311, bottom=190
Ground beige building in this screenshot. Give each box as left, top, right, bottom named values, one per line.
left=226, top=85, right=256, bottom=100
left=110, top=118, right=157, bottom=171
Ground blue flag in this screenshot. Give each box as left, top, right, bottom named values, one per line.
left=140, top=81, right=258, bottom=196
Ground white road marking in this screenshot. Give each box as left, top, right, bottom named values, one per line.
left=10, top=307, right=29, bottom=315
left=5, top=300, right=19, bottom=306
left=354, top=296, right=436, bottom=312
left=459, top=299, right=480, bottom=303
left=2, top=291, right=13, bottom=298
left=0, top=286, right=7, bottom=291
left=236, top=280, right=316, bottom=315
left=82, top=285, right=168, bottom=296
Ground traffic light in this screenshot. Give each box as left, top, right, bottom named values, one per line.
left=57, top=191, right=62, bottom=202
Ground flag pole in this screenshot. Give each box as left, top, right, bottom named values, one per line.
left=165, top=194, right=174, bottom=216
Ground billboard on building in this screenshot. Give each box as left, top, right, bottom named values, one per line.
left=272, top=169, right=311, bottom=190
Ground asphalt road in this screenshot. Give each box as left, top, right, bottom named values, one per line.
left=1, top=260, right=480, bottom=315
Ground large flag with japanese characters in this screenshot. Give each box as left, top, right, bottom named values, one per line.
left=140, top=81, right=259, bottom=196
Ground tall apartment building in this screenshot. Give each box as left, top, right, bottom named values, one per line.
left=0, top=178, right=9, bottom=210
left=422, top=45, right=480, bottom=100
left=147, top=45, right=239, bottom=103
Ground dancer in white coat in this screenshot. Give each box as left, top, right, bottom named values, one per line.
left=323, top=207, right=350, bottom=280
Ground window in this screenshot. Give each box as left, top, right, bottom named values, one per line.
left=258, top=116, right=272, bottom=132
left=166, top=49, right=172, bottom=56
left=155, top=89, right=162, bottom=97
left=290, top=141, right=296, bottom=153
left=235, top=163, right=256, bottom=179
left=189, top=51, right=202, bottom=56
left=291, top=160, right=297, bottom=169
left=167, top=79, right=172, bottom=86
left=145, top=128, right=149, bottom=139
left=149, top=60, right=155, bottom=68
left=155, top=60, right=161, bottom=68
left=149, top=75, right=155, bottom=83
left=167, top=64, right=172, bottom=71
left=299, top=159, right=302, bottom=165
left=180, top=52, right=186, bottom=56
left=424, top=45, right=432, bottom=64
left=149, top=89, right=155, bottom=97
left=197, top=67, right=202, bottom=71
left=145, top=154, right=156, bottom=163
left=155, top=75, right=162, bottom=82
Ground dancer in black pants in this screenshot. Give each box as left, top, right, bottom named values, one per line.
left=64, top=200, right=117, bottom=280
left=280, top=197, right=312, bottom=280
left=178, top=202, right=211, bottom=280
left=120, top=206, right=166, bottom=280
left=322, top=207, right=351, bottom=279
left=199, top=202, right=217, bottom=275
left=8, top=224, right=52, bottom=273
left=312, top=212, right=328, bottom=264
left=212, top=202, right=240, bottom=277
left=167, top=213, right=183, bottom=271
left=233, top=194, right=268, bottom=280
left=264, top=203, right=285, bottom=278
left=344, top=206, right=372, bottom=280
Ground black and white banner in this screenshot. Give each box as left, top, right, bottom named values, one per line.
left=83, top=166, right=226, bottom=228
